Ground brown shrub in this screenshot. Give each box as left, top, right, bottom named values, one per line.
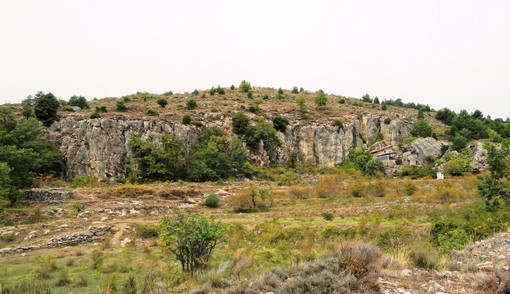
left=110, top=185, right=155, bottom=198
left=337, top=242, right=381, bottom=278
left=287, top=186, right=312, bottom=199
left=231, top=186, right=273, bottom=212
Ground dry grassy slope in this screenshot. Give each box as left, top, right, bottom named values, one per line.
left=45, top=86, right=450, bottom=138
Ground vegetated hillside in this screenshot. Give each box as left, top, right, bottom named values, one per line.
left=1, top=83, right=510, bottom=293
left=4, top=84, right=490, bottom=182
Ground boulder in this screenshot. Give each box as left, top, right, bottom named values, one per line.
left=402, top=137, right=449, bottom=165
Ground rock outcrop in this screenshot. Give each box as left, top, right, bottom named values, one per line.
left=402, top=137, right=449, bottom=165
left=48, top=115, right=413, bottom=180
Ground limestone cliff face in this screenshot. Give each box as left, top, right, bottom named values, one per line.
left=48, top=114, right=413, bottom=180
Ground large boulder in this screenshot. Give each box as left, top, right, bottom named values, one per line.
left=402, top=137, right=449, bottom=165
left=469, top=142, right=488, bottom=171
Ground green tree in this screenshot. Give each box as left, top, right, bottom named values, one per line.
left=68, top=95, right=89, bottom=109
left=373, top=97, right=380, bottom=104
left=291, top=86, right=299, bottom=94
left=21, top=97, right=34, bottom=119
left=277, top=88, right=284, bottom=95
left=314, top=90, right=328, bottom=109
left=157, top=99, right=168, bottom=108
left=239, top=80, right=252, bottom=92
left=411, top=119, right=435, bottom=138
left=232, top=112, right=250, bottom=135
left=244, top=120, right=281, bottom=161
left=435, top=108, right=457, bottom=125
left=361, top=94, right=372, bottom=103
left=272, top=115, right=289, bottom=132
left=128, top=134, right=185, bottom=181
left=116, top=101, right=128, bottom=112
left=182, top=114, right=192, bottom=125
left=343, top=147, right=374, bottom=174
left=451, top=133, right=468, bottom=151
left=381, top=102, right=387, bottom=110
left=158, top=214, right=225, bottom=273
left=477, top=140, right=510, bottom=209
left=296, top=95, right=306, bottom=112
left=33, top=92, right=60, bottom=127
left=186, top=99, right=198, bottom=110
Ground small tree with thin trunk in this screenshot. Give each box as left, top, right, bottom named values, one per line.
left=158, top=214, right=225, bottom=274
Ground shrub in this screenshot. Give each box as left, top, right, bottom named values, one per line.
left=384, top=118, right=391, bottom=124
left=437, top=229, right=469, bottom=252
left=321, top=225, right=341, bottom=239
left=136, top=224, right=159, bottom=238
left=232, top=112, right=250, bottom=135
left=342, top=147, right=373, bottom=174
left=444, top=154, right=471, bottom=176
left=322, top=212, right=334, bottom=221
left=277, top=88, right=284, bottom=95
left=90, top=112, right=100, bottom=119
left=239, top=80, right=251, bottom=92
left=71, top=202, right=85, bottom=212
left=91, top=249, right=104, bottom=269
left=337, top=242, right=381, bottom=278
left=315, top=176, right=341, bottom=198
left=381, top=102, right=387, bottom=110
left=146, top=108, right=158, bottom=116
left=186, top=99, right=198, bottom=110
left=193, top=89, right=200, bottom=95
left=262, top=94, right=269, bottom=100
left=402, top=180, right=417, bottom=195
left=96, top=105, right=108, bottom=113
left=350, top=182, right=365, bottom=198
left=296, top=95, right=306, bottom=112
left=232, top=186, right=273, bottom=212
left=338, top=98, right=346, bottom=104
left=55, top=272, right=71, bottom=286
left=272, top=115, right=289, bottom=132
left=287, top=186, right=312, bottom=199
left=157, top=99, right=168, bottom=108
left=182, top=114, right=192, bottom=124
left=205, top=193, right=220, bottom=208
left=70, top=175, right=99, bottom=188
left=110, top=185, right=155, bottom=198
left=217, top=86, right=225, bottom=95
left=291, top=86, right=299, bottom=94
left=314, top=90, right=327, bottom=109
left=247, top=90, right=253, bottom=99
left=209, top=87, right=216, bottom=96
left=365, top=159, right=386, bottom=176
left=35, top=256, right=58, bottom=279
left=1, top=232, right=15, bottom=241
left=230, top=85, right=235, bottom=90
left=410, top=244, right=439, bottom=269
left=116, top=101, right=127, bottom=111
left=158, top=214, right=225, bottom=273
left=163, top=90, right=173, bottom=96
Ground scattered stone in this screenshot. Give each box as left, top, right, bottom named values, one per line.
left=120, top=237, right=132, bottom=247
left=401, top=269, right=412, bottom=277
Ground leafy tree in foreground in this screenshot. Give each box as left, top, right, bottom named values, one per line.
left=342, top=147, right=375, bottom=175
left=477, top=140, right=510, bottom=209
left=158, top=214, right=225, bottom=274
left=0, top=109, right=63, bottom=205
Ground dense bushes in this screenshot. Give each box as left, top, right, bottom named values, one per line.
left=187, top=128, right=249, bottom=182
left=227, top=242, right=381, bottom=293
left=342, top=148, right=385, bottom=176
left=272, top=115, right=289, bottom=133
left=128, top=134, right=185, bottom=181
left=0, top=110, right=63, bottom=205
left=232, top=116, right=281, bottom=161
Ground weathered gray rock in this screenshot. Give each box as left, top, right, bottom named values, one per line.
left=469, top=142, right=488, bottom=171
left=402, top=137, right=449, bottom=166
left=23, top=188, right=75, bottom=205
left=48, top=115, right=413, bottom=179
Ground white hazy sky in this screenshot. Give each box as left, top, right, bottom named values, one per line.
left=1, top=0, right=509, bottom=118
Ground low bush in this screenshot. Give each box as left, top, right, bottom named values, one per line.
left=110, top=185, right=155, bottom=198
left=321, top=225, right=341, bottom=238
left=70, top=175, right=99, bottom=188
left=232, top=186, right=273, bottom=212
left=146, top=108, right=158, bottom=116
left=287, top=186, right=312, bottom=199
left=322, top=212, right=334, bottom=221
left=205, top=193, right=220, bottom=208
left=402, top=180, right=417, bottom=196
left=136, top=223, right=159, bottom=238
left=410, top=244, right=439, bottom=269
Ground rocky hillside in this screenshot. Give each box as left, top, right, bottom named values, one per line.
left=46, top=113, right=413, bottom=180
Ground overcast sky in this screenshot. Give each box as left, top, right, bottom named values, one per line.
left=1, top=0, right=509, bottom=118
